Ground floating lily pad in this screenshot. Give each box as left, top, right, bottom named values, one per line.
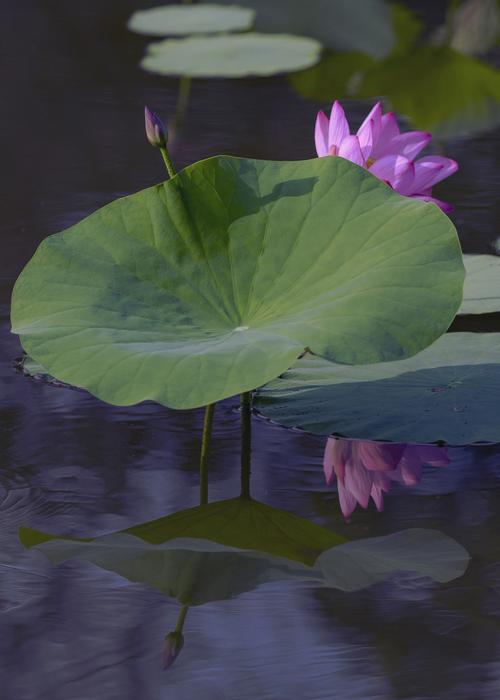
left=460, top=254, right=500, bottom=314
left=255, top=333, right=500, bottom=445
left=127, top=4, right=255, bottom=37
left=11, top=156, right=464, bottom=410
left=20, top=498, right=344, bottom=565
left=201, top=0, right=396, bottom=58
left=141, top=33, right=321, bottom=77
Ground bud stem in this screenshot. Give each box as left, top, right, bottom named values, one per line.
left=240, top=391, right=252, bottom=499
left=199, top=403, right=216, bottom=506
left=175, top=604, right=190, bottom=634
left=160, top=146, right=177, bottom=179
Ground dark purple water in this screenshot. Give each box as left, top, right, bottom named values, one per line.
left=2, top=1, right=500, bottom=698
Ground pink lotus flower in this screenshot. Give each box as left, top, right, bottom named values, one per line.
left=323, top=436, right=450, bottom=519
left=314, top=100, right=458, bottom=213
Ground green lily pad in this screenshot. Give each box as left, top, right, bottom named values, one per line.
left=127, top=4, right=255, bottom=37
left=255, top=333, right=500, bottom=445
left=141, top=33, right=321, bottom=78
left=201, top=0, right=396, bottom=58
left=460, top=254, right=500, bottom=314
left=11, top=156, right=464, bottom=410
left=20, top=498, right=344, bottom=565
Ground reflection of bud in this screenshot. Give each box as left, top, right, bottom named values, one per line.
left=163, top=631, right=184, bottom=670
left=144, top=106, right=167, bottom=148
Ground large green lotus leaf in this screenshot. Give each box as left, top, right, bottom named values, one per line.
left=141, top=33, right=321, bottom=78
left=460, top=254, right=500, bottom=314
left=315, top=529, right=469, bottom=591
left=20, top=498, right=345, bottom=566
left=11, top=156, right=464, bottom=410
left=128, top=4, right=255, bottom=37
left=358, top=46, right=500, bottom=139
left=255, top=333, right=500, bottom=445
left=201, top=0, right=396, bottom=58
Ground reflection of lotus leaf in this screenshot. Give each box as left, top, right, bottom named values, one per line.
left=460, top=254, right=500, bottom=315
left=128, top=4, right=255, bottom=37
left=21, top=498, right=345, bottom=566
left=255, top=333, right=500, bottom=444
left=11, top=156, right=464, bottom=410
left=141, top=33, right=321, bottom=78
left=20, top=523, right=469, bottom=602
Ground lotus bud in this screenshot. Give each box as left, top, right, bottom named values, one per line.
left=163, top=630, right=184, bottom=670
left=144, top=106, right=167, bottom=148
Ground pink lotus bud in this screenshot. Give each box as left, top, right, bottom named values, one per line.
left=163, top=631, right=184, bottom=670
left=144, top=106, right=167, bottom=148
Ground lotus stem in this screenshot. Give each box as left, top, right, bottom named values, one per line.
left=199, top=403, right=216, bottom=505
left=240, top=391, right=252, bottom=499
left=160, top=146, right=177, bottom=179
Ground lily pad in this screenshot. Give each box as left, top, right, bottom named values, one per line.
left=201, top=0, right=396, bottom=58
left=11, top=156, right=464, bottom=410
left=255, top=333, right=500, bottom=445
left=460, top=254, right=500, bottom=314
left=127, top=4, right=255, bottom=37
left=20, top=498, right=344, bottom=565
left=141, top=33, right=321, bottom=78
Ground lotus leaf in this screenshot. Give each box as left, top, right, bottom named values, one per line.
left=11, top=156, right=464, bottom=410
left=128, top=4, right=255, bottom=37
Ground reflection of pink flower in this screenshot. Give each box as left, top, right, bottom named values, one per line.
left=314, top=100, right=457, bottom=213
left=323, top=437, right=450, bottom=519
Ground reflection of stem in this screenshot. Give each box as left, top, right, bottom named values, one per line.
left=240, top=392, right=252, bottom=499
left=172, top=77, right=192, bottom=132
left=160, top=146, right=177, bottom=179
left=175, top=604, right=190, bottom=634
left=199, top=403, right=216, bottom=506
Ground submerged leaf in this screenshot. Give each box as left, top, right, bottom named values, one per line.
left=141, top=33, right=321, bottom=78
left=11, top=156, right=464, bottom=410
left=255, top=333, right=500, bottom=444
left=128, top=4, right=255, bottom=37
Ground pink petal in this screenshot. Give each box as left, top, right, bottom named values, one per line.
left=413, top=156, right=458, bottom=188
left=381, top=131, right=432, bottom=161
left=338, top=134, right=365, bottom=166
left=328, top=100, right=350, bottom=150
left=323, top=437, right=336, bottom=485
left=344, top=459, right=373, bottom=509
left=357, top=440, right=406, bottom=471
left=338, top=480, right=358, bottom=519
left=370, top=154, right=415, bottom=194
left=371, top=111, right=400, bottom=160
left=392, top=454, right=422, bottom=485
left=315, top=110, right=329, bottom=158
left=357, top=102, right=382, bottom=159
left=370, top=483, right=385, bottom=511
left=411, top=162, right=445, bottom=194
left=411, top=195, right=453, bottom=213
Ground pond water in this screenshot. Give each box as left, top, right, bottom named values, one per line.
left=3, top=1, right=500, bottom=698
